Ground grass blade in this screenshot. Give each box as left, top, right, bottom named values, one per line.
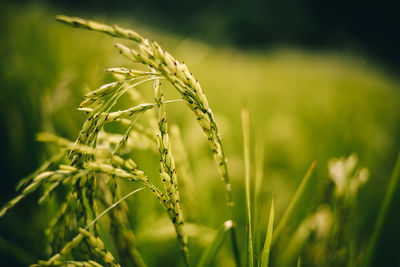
left=272, top=160, right=316, bottom=245
left=254, top=135, right=265, bottom=258
left=230, top=226, right=241, bottom=267
left=242, top=107, right=253, bottom=267
left=197, top=220, right=234, bottom=267
left=260, top=196, right=274, bottom=267
left=364, top=150, right=400, bottom=267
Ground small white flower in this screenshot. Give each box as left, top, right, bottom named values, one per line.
left=328, top=153, right=369, bottom=198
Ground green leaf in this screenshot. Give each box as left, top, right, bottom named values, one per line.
left=273, top=160, right=316, bottom=244
left=364, top=150, right=400, bottom=267
left=260, top=196, right=274, bottom=267
left=254, top=134, right=265, bottom=258
left=197, top=220, right=234, bottom=267
left=242, top=107, right=253, bottom=267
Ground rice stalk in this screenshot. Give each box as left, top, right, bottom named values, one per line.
left=56, top=15, right=241, bottom=265
left=153, top=73, right=190, bottom=266
left=170, top=124, right=199, bottom=220
left=36, top=186, right=147, bottom=267
left=0, top=169, right=88, bottom=218
left=0, top=15, right=251, bottom=267
left=33, top=228, right=121, bottom=267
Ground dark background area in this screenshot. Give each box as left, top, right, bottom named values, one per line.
left=9, top=0, right=400, bottom=71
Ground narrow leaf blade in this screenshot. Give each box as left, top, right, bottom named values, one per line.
left=364, top=150, right=400, bottom=267
left=260, top=196, right=274, bottom=267
left=273, top=160, right=316, bottom=244
left=242, top=106, right=253, bottom=267
left=197, top=220, right=234, bottom=267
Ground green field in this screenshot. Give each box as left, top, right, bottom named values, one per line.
left=1, top=3, right=400, bottom=267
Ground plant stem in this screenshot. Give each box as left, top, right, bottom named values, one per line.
left=242, top=107, right=253, bottom=267
left=364, top=150, right=400, bottom=267
left=209, top=114, right=241, bottom=267
left=273, top=160, right=316, bottom=245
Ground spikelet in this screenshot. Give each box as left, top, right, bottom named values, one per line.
left=153, top=74, right=189, bottom=265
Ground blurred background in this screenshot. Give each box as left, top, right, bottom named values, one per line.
left=1, top=0, right=399, bottom=266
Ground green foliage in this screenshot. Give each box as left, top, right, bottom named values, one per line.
left=260, top=197, right=274, bottom=267
left=273, top=161, right=316, bottom=244
left=242, top=107, right=253, bottom=267
left=2, top=14, right=241, bottom=267
left=1, top=4, right=400, bottom=267
left=364, top=151, right=400, bottom=266
left=197, top=220, right=233, bottom=267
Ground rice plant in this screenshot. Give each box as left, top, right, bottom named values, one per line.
left=1, top=14, right=399, bottom=267
left=0, top=15, right=241, bottom=267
